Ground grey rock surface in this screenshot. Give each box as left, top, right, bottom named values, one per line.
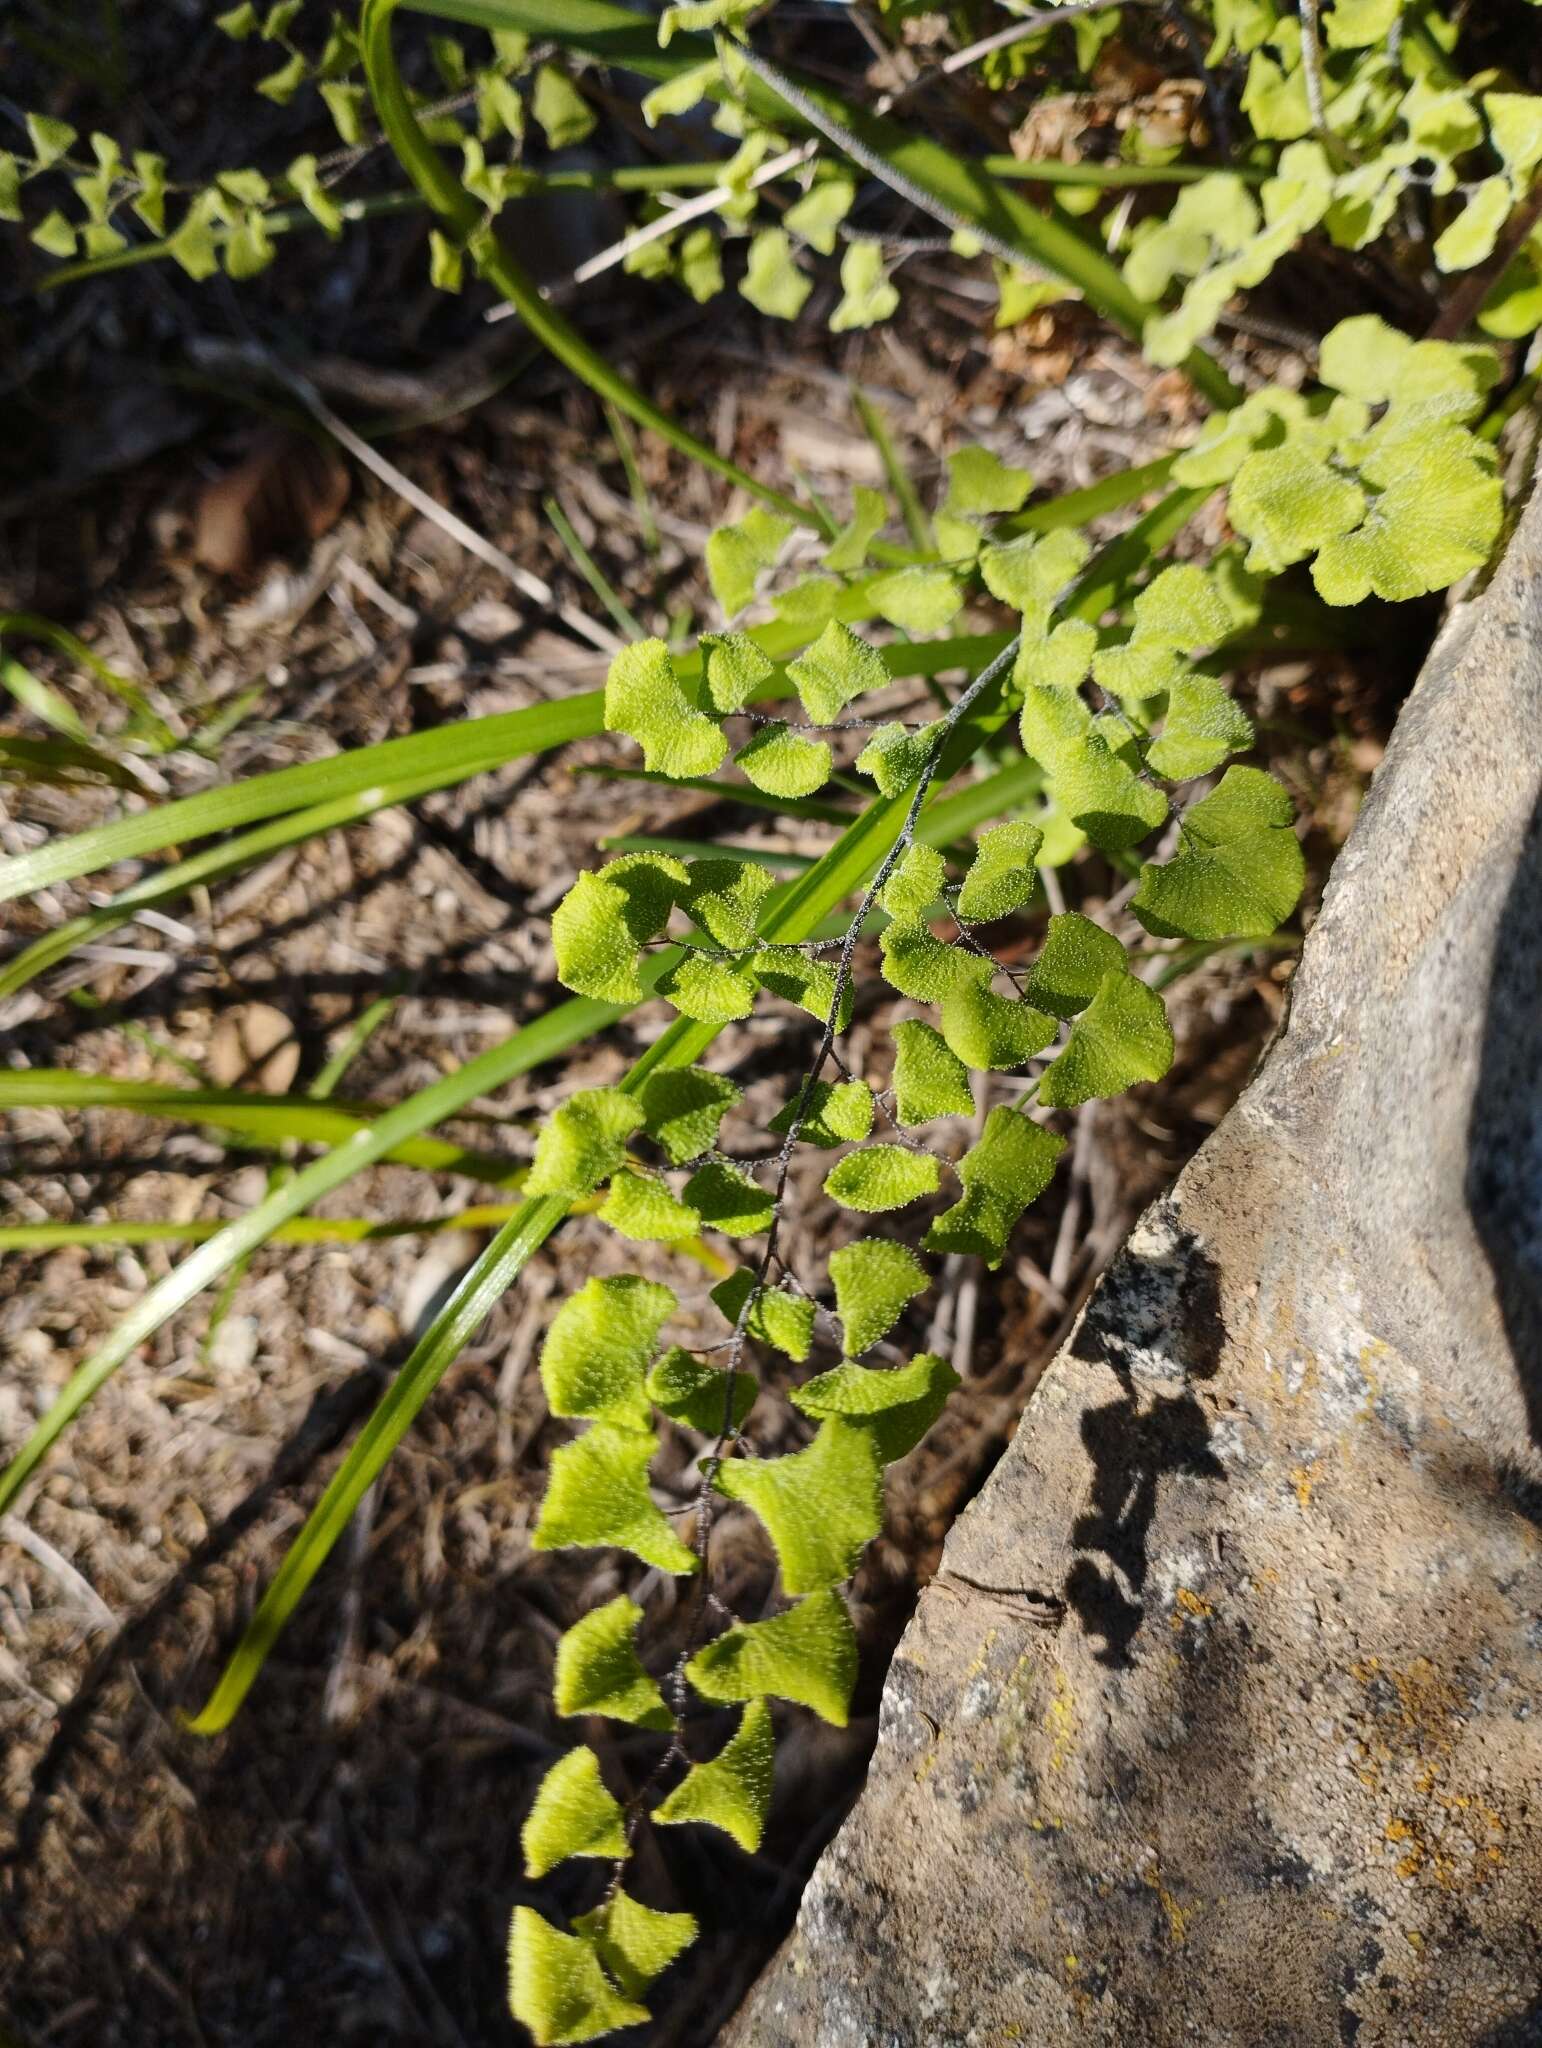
left=729, top=477, right=1542, bottom=2046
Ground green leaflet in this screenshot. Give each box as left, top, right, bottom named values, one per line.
left=571, top=1893, right=698, bottom=2003
left=856, top=720, right=943, bottom=796
left=752, top=946, right=854, bottom=1027
left=552, top=853, right=686, bottom=1003
left=824, top=486, right=888, bottom=573
left=653, top=1698, right=775, bottom=1852
left=1227, top=446, right=1367, bottom=576
left=1147, top=675, right=1255, bottom=781
left=1311, top=427, right=1502, bottom=605
left=531, top=64, right=595, bottom=147
left=736, top=722, right=833, bottom=798
left=792, top=1351, right=959, bottom=1462
left=785, top=175, right=855, bottom=255
left=786, top=619, right=890, bottom=724
left=891, top=1019, right=974, bottom=1125
left=767, top=1077, right=874, bottom=1147
left=522, top=1746, right=627, bottom=1879
left=685, top=1588, right=858, bottom=1725
left=1020, top=685, right=1169, bottom=852
left=944, top=446, right=1034, bottom=518
left=1024, top=912, right=1126, bottom=1019
left=539, top=1274, right=676, bottom=1427
left=701, top=631, right=775, bottom=713
left=1038, top=970, right=1175, bottom=1109
left=868, top=565, right=964, bottom=635
left=824, top=1144, right=942, bottom=1213
left=980, top=527, right=1090, bottom=609
left=741, top=226, right=812, bottom=320
left=684, top=1159, right=774, bottom=1235
left=714, top=1419, right=884, bottom=1593
left=527, top=1088, right=646, bottom=1199
left=706, top=507, right=796, bottom=617
left=711, top=1269, right=816, bottom=1361
left=1434, top=175, right=1510, bottom=274
left=508, top=1908, right=649, bottom=2046
left=533, top=1424, right=699, bottom=1573
left=647, top=1345, right=757, bottom=1433
left=879, top=917, right=989, bottom=1003
left=1133, top=765, right=1305, bottom=940
left=880, top=842, right=947, bottom=919
left=924, top=1107, right=1066, bottom=1266
left=638, top=1065, right=741, bottom=1165
left=598, top=1168, right=702, bottom=1243
left=829, top=1239, right=929, bottom=1356
left=830, top=239, right=899, bottom=331
left=658, top=951, right=757, bottom=1023
left=956, top=819, right=1043, bottom=923
left=681, top=857, right=776, bottom=948
left=939, top=982, right=1057, bottom=1071
left=553, top=1596, right=671, bottom=1728
left=604, top=639, right=726, bottom=778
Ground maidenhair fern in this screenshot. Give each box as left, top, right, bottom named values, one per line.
left=4, top=5, right=1534, bottom=2039
left=504, top=317, right=1498, bottom=2043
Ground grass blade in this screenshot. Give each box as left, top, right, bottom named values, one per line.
left=0, top=1072, right=525, bottom=1182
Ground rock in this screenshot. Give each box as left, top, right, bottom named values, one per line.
left=729, top=479, right=1542, bottom=2046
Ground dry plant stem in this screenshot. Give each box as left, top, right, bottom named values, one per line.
left=1298, top=0, right=1329, bottom=139
left=924, top=0, right=1155, bottom=85
left=736, top=45, right=1047, bottom=282
left=485, top=143, right=817, bottom=324
left=238, top=350, right=622, bottom=655
left=1427, top=178, right=1542, bottom=342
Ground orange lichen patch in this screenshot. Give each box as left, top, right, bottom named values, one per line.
left=1290, top=1461, right=1318, bottom=1508
left=1169, top=1587, right=1213, bottom=1631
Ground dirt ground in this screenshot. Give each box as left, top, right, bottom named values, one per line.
left=0, top=170, right=1405, bottom=2042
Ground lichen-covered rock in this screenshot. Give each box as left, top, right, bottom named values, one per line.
left=728, top=477, right=1542, bottom=2045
